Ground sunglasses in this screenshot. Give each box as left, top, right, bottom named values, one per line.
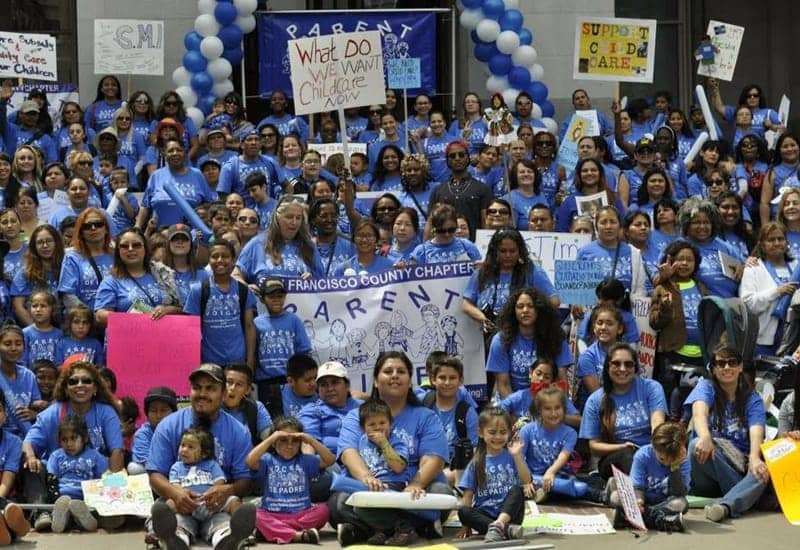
left=713, top=358, right=740, bottom=369
left=135, top=99, right=150, bottom=105
left=437, top=226, right=458, bottom=235
left=447, top=151, right=467, bottom=159
left=67, top=376, right=94, bottom=386
left=238, top=216, right=258, bottom=223
left=164, top=101, right=180, bottom=106
left=487, top=208, right=509, bottom=215
left=609, top=360, right=636, bottom=370
left=76, top=160, right=93, bottom=166
left=118, top=242, right=144, bottom=250
left=81, top=221, right=106, bottom=231
left=369, top=110, right=382, bottom=115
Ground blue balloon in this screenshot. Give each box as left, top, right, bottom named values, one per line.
left=198, top=94, right=217, bottom=115
left=508, top=66, right=531, bottom=90
left=470, top=30, right=483, bottom=44
left=474, top=42, right=499, bottom=63
left=184, top=32, right=203, bottom=52
left=528, top=81, right=548, bottom=103
left=223, top=47, right=244, bottom=66
left=214, top=2, right=238, bottom=26
left=518, top=28, right=533, bottom=45
left=488, top=53, right=512, bottom=76
left=190, top=71, right=214, bottom=95
left=462, top=0, right=482, bottom=7
left=541, top=100, right=555, bottom=118
left=183, top=50, right=207, bottom=73
left=481, top=0, right=505, bottom=20
left=499, top=10, right=524, bottom=32
left=218, top=24, right=244, bottom=49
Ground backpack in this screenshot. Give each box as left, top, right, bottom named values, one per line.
left=240, top=398, right=261, bottom=446
left=423, top=391, right=473, bottom=469
left=200, top=279, right=249, bottom=332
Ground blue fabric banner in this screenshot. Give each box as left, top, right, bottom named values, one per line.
left=257, top=11, right=437, bottom=98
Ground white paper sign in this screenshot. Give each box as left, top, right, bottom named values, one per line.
left=288, top=31, right=386, bottom=116
left=0, top=32, right=58, bottom=81
left=308, top=141, right=367, bottom=164
left=556, top=110, right=601, bottom=172
left=697, top=20, right=744, bottom=82
left=632, top=295, right=656, bottom=378
left=575, top=190, right=609, bottom=218
left=612, top=465, right=647, bottom=531
left=766, top=94, right=790, bottom=150
left=94, top=20, right=164, bottom=76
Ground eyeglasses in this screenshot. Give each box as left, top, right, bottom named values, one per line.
left=437, top=226, right=458, bottom=235
left=487, top=208, right=509, bottom=216
left=708, top=179, right=725, bottom=185
left=713, top=358, right=740, bottom=369
left=609, top=360, right=636, bottom=370
left=238, top=216, right=258, bottom=224
left=302, top=159, right=320, bottom=165
left=164, top=101, right=179, bottom=106
left=81, top=221, right=106, bottom=231
left=447, top=151, right=467, bottom=159
left=67, top=376, right=94, bottom=386
left=35, top=238, right=55, bottom=247
left=118, top=241, right=144, bottom=250
left=117, top=116, right=131, bottom=121
left=76, top=160, right=93, bottom=166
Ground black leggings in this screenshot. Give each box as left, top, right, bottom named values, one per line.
left=458, top=485, right=525, bottom=535
left=598, top=446, right=636, bottom=480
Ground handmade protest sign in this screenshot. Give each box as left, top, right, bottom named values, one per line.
left=554, top=260, right=607, bottom=306
left=284, top=262, right=486, bottom=399
left=631, top=295, right=656, bottom=378
left=94, top=19, right=164, bottom=75
left=522, top=513, right=615, bottom=535
left=107, top=313, right=200, bottom=416
left=697, top=20, right=744, bottom=82
left=82, top=472, right=154, bottom=517
left=0, top=32, right=58, bottom=81
left=287, top=30, right=386, bottom=116
left=308, top=141, right=367, bottom=164
left=612, top=465, right=647, bottom=531
left=575, top=190, right=608, bottom=219
left=573, top=17, right=657, bottom=83
left=387, top=57, right=421, bottom=89
left=556, top=110, right=600, bottom=171
left=762, top=438, right=800, bottom=525
left=475, top=230, right=591, bottom=284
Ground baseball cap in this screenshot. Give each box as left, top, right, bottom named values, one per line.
left=189, top=363, right=225, bottom=385
left=144, top=386, right=178, bottom=413
left=166, top=223, right=192, bottom=241
left=316, top=361, right=348, bottom=382
left=20, top=100, right=39, bottom=114
left=260, top=277, right=286, bottom=296
left=635, top=136, right=655, bottom=152
left=200, top=158, right=222, bottom=171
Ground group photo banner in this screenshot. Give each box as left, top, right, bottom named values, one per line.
left=257, top=11, right=437, bottom=97
left=283, top=262, right=486, bottom=399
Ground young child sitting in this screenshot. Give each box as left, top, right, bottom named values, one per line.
left=223, top=364, right=272, bottom=444
left=129, top=386, right=178, bottom=475
left=498, top=358, right=581, bottom=429
left=48, top=415, right=108, bottom=533
left=32, top=359, right=58, bottom=407
left=55, top=305, right=104, bottom=366
left=355, top=399, right=409, bottom=492
left=281, top=354, right=318, bottom=417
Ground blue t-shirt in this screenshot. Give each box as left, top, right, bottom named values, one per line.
left=184, top=279, right=257, bottom=366
left=22, top=326, right=62, bottom=368
left=218, top=155, right=283, bottom=204
left=578, top=311, right=639, bottom=345
left=630, top=444, right=691, bottom=505
left=173, top=269, right=209, bottom=306
left=678, top=280, right=703, bottom=346
left=58, top=250, right=113, bottom=310
left=0, top=365, right=41, bottom=436
left=3, top=245, right=26, bottom=283
left=10, top=268, right=58, bottom=301
left=256, top=453, right=319, bottom=513
left=577, top=241, right=636, bottom=292
left=256, top=114, right=309, bottom=142
left=147, top=117, right=198, bottom=150
left=254, top=312, right=312, bottom=380
left=503, top=189, right=549, bottom=229
left=55, top=336, right=104, bottom=366
left=498, top=388, right=579, bottom=421
left=146, top=408, right=252, bottom=481
left=371, top=173, right=403, bottom=194
left=25, top=401, right=123, bottom=459
left=580, top=377, right=667, bottom=448
left=692, top=237, right=742, bottom=298
left=464, top=267, right=556, bottom=318
left=470, top=165, right=506, bottom=198
left=94, top=272, right=167, bottom=313
left=281, top=385, right=316, bottom=418
left=419, top=135, right=451, bottom=182
left=458, top=449, right=521, bottom=518
left=356, top=432, right=410, bottom=484
left=196, top=150, right=237, bottom=171
left=85, top=99, right=123, bottom=132
left=429, top=401, right=479, bottom=461
left=224, top=400, right=273, bottom=438
left=142, top=166, right=217, bottom=227
left=683, top=378, right=765, bottom=454
left=410, top=239, right=481, bottom=265
left=169, top=458, right=226, bottom=493
left=332, top=254, right=395, bottom=277
left=236, top=235, right=324, bottom=283
left=0, top=430, right=22, bottom=474
left=297, top=397, right=363, bottom=454
left=47, top=446, right=108, bottom=499
left=722, top=106, right=780, bottom=139
left=486, top=333, right=573, bottom=392
left=131, top=422, right=155, bottom=465
left=316, top=237, right=356, bottom=277
left=447, top=118, right=488, bottom=155
left=104, top=191, right=140, bottom=235
left=520, top=420, right=577, bottom=476
left=398, top=187, right=437, bottom=225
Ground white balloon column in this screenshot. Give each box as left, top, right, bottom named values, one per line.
left=174, top=0, right=259, bottom=130
left=459, top=0, right=557, bottom=133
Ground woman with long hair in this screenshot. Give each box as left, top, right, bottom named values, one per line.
left=12, top=145, right=43, bottom=191
left=277, top=134, right=305, bottom=183
left=11, top=224, right=63, bottom=326
left=84, top=75, right=123, bottom=132
left=556, top=158, right=619, bottom=232
left=0, top=153, right=21, bottom=210
left=387, top=206, right=420, bottom=263
left=0, top=208, right=27, bottom=284
left=416, top=110, right=451, bottom=183
left=623, top=210, right=661, bottom=292
left=760, top=133, right=800, bottom=225
left=715, top=191, right=753, bottom=258
left=223, top=92, right=254, bottom=145
left=127, top=90, right=155, bottom=143
left=531, top=131, right=561, bottom=208
left=56, top=102, right=94, bottom=155
left=504, top=159, right=548, bottom=230
left=150, top=91, right=199, bottom=160
left=161, top=223, right=208, bottom=304
left=371, top=145, right=404, bottom=193
left=777, top=188, right=800, bottom=258
left=707, top=79, right=782, bottom=140
left=57, top=208, right=113, bottom=310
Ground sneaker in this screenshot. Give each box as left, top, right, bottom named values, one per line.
left=98, top=514, right=126, bottom=531
left=533, top=487, right=548, bottom=503
left=585, top=485, right=607, bottom=504
left=365, top=531, right=388, bottom=545
left=604, top=477, right=617, bottom=505
left=151, top=501, right=188, bottom=550
left=68, top=499, right=98, bottom=532
left=51, top=495, right=71, bottom=534
left=431, top=518, right=444, bottom=538
left=484, top=522, right=508, bottom=543
left=216, top=502, right=256, bottom=550
left=385, top=526, right=419, bottom=546
left=507, top=524, right=525, bottom=539
left=33, top=511, right=52, bottom=532
left=705, top=503, right=729, bottom=523
left=3, top=503, right=31, bottom=537
left=657, top=512, right=685, bottom=533
left=300, top=527, right=320, bottom=544
left=336, top=523, right=364, bottom=547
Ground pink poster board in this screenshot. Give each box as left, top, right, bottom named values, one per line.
left=106, top=313, right=200, bottom=417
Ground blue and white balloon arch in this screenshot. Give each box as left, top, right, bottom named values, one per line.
left=171, top=0, right=259, bottom=130
left=458, top=0, right=558, bottom=134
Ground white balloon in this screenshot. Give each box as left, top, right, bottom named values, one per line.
left=459, top=9, right=484, bottom=30
left=529, top=63, right=544, bottom=81
left=207, top=57, right=233, bottom=82
left=172, top=66, right=192, bottom=88
left=233, top=0, right=258, bottom=16
left=502, top=88, right=520, bottom=109
left=475, top=19, right=501, bottom=43
left=197, top=0, right=215, bottom=14
left=194, top=14, right=220, bottom=38
left=511, top=45, right=537, bottom=67
left=486, top=75, right=509, bottom=94
left=541, top=117, right=558, bottom=135
left=529, top=102, right=543, bottom=120
left=235, top=14, right=257, bottom=34
left=503, top=0, right=520, bottom=9
left=496, top=30, right=520, bottom=55
left=186, top=107, right=206, bottom=130
left=175, top=86, right=198, bottom=109
left=212, top=80, right=235, bottom=98
left=200, top=36, right=224, bottom=60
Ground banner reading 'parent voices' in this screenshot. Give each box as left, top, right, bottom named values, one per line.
left=284, top=262, right=487, bottom=399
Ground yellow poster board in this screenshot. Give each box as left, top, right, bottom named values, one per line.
left=761, top=437, right=800, bottom=525
left=573, top=17, right=657, bottom=83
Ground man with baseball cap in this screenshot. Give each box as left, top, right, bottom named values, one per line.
left=8, top=98, right=58, bottom=162
left=218, top=130, right=282, bottom=207
left=198, top=127, right=236, bottom=170
left=147, top=364, right=255, bottom=550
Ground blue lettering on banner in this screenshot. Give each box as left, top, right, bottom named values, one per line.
left=258, top=11, right=437, bottom=97
left=554, top=260, right=607, bottom=306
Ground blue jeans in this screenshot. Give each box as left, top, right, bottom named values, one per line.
left=688, top=438, right=766, bottom=518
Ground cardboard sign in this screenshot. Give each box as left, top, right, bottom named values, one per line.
left=0, top=32, right=58, bottom=81
left=307, top=141, right=367, bottom=164
left=554, top=260, right=607, bottom=306
left=288, top=30, right=386, bottom=116
left=612, top=465, right=647, bottom=531
left=762, top=437, right=800, bottom=525
left=697, top=20, right=744, bottom=82
left=556, top=110, right=600, bottom=171
left=106, top=313, right=200, bottom=417
left=631, top=295, right=656, bottom=378
left=94, top=19, right=164, bottom=76
left=387, top=57, right=421, bottom=89
left=573, top=17, right=657, bottom=83
left=82, top=472, right=154, bottom=517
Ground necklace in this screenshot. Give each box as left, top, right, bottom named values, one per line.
left=448, top=176, right=470, bottom=199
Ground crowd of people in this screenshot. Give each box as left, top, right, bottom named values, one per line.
left=0, top=69, right=795, bottom=549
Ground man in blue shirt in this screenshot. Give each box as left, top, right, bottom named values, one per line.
left=147, top=364, right=255, bottom=550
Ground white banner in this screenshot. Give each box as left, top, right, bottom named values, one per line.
left=308, top=141, right=367, bottom=164
left=284, top=262, right=486, bottom=398
left=94, top=19, right=164, bottom=76
left=0, top=32, right=58, bottom=81
left=475, top=230, right=591, bottom=284
left=8, top=84, right=79, bottom=129
left=631, top=295, right=655, bottom=379
left=288, top=30, right=386, bottom=116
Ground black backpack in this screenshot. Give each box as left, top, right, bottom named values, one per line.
left=200, top=279, right=249, bottom=332
left=240, top=398, right=261, bottom=446
left=422, top=391, right=474, bottom=469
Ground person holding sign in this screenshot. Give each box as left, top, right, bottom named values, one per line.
left=556, top=158, right=618, bottom=232
left=685, top=344, right=769, bottom=522
left=707, top=79, right=782, bottom=140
